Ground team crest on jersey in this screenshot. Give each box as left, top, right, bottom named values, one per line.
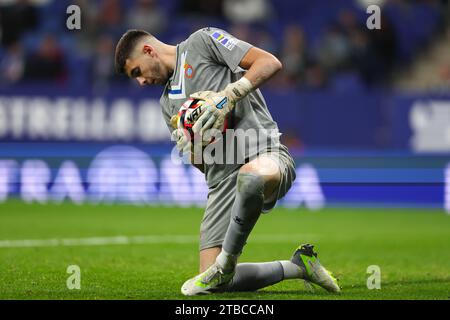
left=210, top=31, right=237, bottom=51
left=184, top=63, right=194, bottom=79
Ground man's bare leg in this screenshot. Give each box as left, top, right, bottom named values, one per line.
left=199, top=247, right=221, bottom=273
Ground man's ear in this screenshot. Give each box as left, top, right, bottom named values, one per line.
left=143, top=45, right=155, bottom=57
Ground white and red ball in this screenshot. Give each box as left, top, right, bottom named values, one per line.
left=177, top=98, right=228, bottom=145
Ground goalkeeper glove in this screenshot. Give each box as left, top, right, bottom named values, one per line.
left=190, top=77, right=253, bottom=134
left=170, top=114, right=191, bottom=153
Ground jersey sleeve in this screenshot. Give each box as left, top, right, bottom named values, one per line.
left=191, top=27, right=253, bottom=73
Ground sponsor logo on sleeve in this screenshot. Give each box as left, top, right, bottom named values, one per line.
left=210, top=31, right=238, bottom=51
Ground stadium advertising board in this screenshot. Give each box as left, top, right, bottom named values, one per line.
left=0, top=88, right=448, bottom=209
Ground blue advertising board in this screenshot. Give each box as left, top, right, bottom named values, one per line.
left=0, top=142, right=447, bottom=210
left=0, top=86, right=448, bottom=210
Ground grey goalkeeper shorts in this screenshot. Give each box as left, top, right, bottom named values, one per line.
left=199, top=144, right=296, bottom=250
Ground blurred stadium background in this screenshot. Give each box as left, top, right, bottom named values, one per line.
left=0, top=0, right=450, bottom=302
left=0, top=0, right=448, bottom=210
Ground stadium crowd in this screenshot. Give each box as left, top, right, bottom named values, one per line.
left=0, top=0, right=446, bottom=92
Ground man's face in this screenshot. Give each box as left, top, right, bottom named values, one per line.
left=125, top=45, right=169, bottom=86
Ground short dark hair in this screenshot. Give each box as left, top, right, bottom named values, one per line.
left=115, top=29, right=153, bottom=75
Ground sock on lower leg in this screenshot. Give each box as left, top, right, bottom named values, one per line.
left=216, top=261, right=284, bottom=292
left=221, top=173, right=265, bottom=262
left=279, top=260, right=305, bottom=279
left=216, top=249, right=239, bottom=272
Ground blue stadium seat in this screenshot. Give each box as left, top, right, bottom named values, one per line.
left=330, top=72, right=365, bottom=93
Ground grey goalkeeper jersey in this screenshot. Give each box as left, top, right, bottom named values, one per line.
left=160, top=27, right=282, bottom=188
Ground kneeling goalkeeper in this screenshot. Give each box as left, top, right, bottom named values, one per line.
left=115, top=27, right=340, bottom=295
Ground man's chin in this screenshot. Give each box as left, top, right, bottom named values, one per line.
left=155, top=79, right=167, bottom=86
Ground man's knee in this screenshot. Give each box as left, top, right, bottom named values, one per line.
left=241, top=155, right=280, bottom=178
left=236, top=171, right=265, bottom=201
left=239, top=158, right=281, bottom=199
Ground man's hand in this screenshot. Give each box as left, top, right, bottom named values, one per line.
left=170, top=114, right=204, bottom=172
left=191, top=77, right=253, bottom=134
left=170, top=114, right=191, bottom=153
left=171, top=128, right=191, bottom=153
left=190, top=92, right=230, bottom=134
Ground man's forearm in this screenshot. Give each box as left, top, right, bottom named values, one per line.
left=243, top=57, right=282, bottom=89
left=220, top=56, right=280, bottom=107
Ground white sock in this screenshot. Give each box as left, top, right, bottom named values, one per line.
left=216, top=250, right=239, bottom=272
left=279, top=260, right=305, bottom=279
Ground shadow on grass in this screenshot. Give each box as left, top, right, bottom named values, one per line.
left=185, top=289, right=336, bottom=300
left=184, top=277, right=450, bottom=300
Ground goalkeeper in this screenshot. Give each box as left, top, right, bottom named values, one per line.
left=115, top=27, right=340, bottom=295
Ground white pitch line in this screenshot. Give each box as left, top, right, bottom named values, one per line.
left=0, top=234, right=318, bottom=248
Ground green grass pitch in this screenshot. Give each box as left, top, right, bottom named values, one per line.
left=0, top=200, right=449, bottom=300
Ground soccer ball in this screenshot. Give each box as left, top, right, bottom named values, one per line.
left=177, top=98, right=203, bottom=140
left=177, top=98, right=228, bottom=145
